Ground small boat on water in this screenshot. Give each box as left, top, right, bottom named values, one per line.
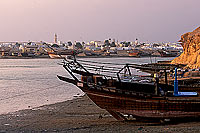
left=158, top=49, right=181, bottom=57
left=48, top=50, right=75, bottom=59
left=128, top=49, right=140, bottom=57
left=57, top=56, right=200, bottom=121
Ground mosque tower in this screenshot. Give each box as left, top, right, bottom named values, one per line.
left=54, top=33, right=58, bottom=44
left=135, top=38, right=139, bottom=45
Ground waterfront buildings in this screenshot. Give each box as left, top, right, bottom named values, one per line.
left=0, top=38, right=183, bottom=58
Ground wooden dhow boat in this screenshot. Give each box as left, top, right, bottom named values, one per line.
left=58, top=56, right=200, bottom=121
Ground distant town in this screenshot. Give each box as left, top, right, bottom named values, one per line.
left=0, top=34, right=183, bottom=59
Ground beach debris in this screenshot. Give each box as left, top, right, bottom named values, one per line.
left=41, top=129, right=48, bottom=132
left=4, top=123, right=10, bottom=126
left=98, top=114, right=103, bottom=119
left=138, top=127, right=143, bottom=130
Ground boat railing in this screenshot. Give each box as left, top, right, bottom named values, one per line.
left=63, top=56, right=189, bottom=81
left=63, top=57, right=178, bottom=83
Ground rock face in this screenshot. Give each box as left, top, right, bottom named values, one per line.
left=172, top=26, right=200, bottom=68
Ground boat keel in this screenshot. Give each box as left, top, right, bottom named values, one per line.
left=106, top=110, right=127, bottom=121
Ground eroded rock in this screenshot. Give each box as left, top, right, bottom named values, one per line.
left=172, top=26, right=200, bottom=68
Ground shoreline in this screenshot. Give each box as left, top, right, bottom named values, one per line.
left=1, top=95, right=200, bottom=132
left=0, top=55, right=165, bottom=59
left=0, top=55, right=49, bottom=59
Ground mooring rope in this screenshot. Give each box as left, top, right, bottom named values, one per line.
left=79, top=61, right=122, bottom=69
left=76, top=59, right=139, bottom=66
left=82, top=65, right=120, bottom=72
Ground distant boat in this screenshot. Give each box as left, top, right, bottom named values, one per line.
left=48, top=50, right=74, bottom=59
left=83, top=50, right=103, bottom=56
left=128, top=49, right=140, bottom=57
left=158, top=50, right=180, bottom=57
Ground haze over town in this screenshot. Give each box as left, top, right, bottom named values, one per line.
left=0, top=0, right=200, bottom=42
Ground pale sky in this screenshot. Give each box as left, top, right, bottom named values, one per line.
left=0, top=0, right=199, bottom=43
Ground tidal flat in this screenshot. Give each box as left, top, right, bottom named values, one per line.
left=1, top=95, right=200, bottom=133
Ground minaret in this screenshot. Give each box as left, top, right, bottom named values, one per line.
left=135, top=38, right=138, bottom=45
left=54, top=33, right=58, bottom=44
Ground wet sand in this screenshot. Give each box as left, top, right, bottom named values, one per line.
left=1, top=95, right=200, bottom=132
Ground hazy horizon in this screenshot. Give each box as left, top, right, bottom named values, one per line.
left=0, top=0, right=200, bottom=43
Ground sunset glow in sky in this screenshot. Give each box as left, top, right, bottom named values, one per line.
left=0, top=0, right=200, bottom=42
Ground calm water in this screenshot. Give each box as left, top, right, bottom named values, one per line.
left=0, top=57, right=174, bottom=114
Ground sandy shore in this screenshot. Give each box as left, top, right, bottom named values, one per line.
left=1, top=95, right=200, bottom=132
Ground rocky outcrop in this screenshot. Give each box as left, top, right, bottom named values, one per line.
left=171, top=26, right=200, bottom=68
